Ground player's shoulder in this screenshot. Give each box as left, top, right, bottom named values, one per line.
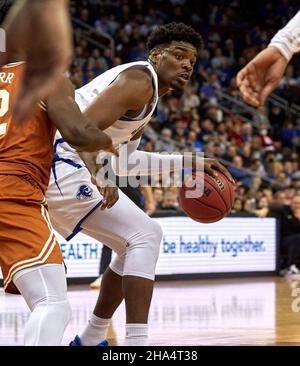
left=117, top=65, right=154, bottom=98
left=121, top=65, right=153, bottom=82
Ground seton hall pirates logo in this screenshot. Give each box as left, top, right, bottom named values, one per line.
left=76, top=184, right=93, bottom=200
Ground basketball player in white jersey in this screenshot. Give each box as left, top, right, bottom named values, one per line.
left=237, top=10, right=300, bottom=106
left=46, top=22, right=233, bottom=346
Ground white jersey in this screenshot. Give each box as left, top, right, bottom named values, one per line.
left=53, top=61, right=158, bottom=164
left=47, top=61, right=159, bottom=241
left=269, top=10, right=300, bottom=62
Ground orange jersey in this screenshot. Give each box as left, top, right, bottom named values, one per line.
left=0, top=62, right=56, bottom=193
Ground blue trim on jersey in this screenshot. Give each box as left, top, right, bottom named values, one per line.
left=52, top=137, right=82, bottom=196
left=65, top=200, right=103, bottom=241
left=54, top=137, right=64, bottom=155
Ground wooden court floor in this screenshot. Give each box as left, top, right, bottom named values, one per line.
left=1, top=276, right=300, bottom=346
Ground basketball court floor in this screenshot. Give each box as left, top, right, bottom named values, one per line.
left=0, top=276, right=300, bottom=346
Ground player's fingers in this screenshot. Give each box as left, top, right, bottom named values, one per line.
left=239, top=85, right=260, bottom=107
left=101, top=188, right=117, bottom=209
left=109, top=191, right=119, bottom=206
left=204, top=166, right=217, bottom=179
left=212, top=161, right=235, bottom=184
left=218, top=166, right=235, bottom=185
left=109, top=145, right=119, bottom=157
left=236, top=68, right=248, bottom=86
left=238, top=63, right=256, bottom=85
left=247, top=72, right=261, bottom=93
left=104, top=191, right=113, bottom=209
left=101, top=197, right=108, bottom=210
left=259, top=82, right=277, bottom=106
left=107, top=196, right=118, bottom=209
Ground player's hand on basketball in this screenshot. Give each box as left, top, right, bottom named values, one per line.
left=0, top=0, right=72, bottom=121
left=204, top=158, right=235, bottom=185
left=236, top=47, right=288, bottom=107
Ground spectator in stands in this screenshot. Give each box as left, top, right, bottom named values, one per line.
left=291, top=172, right=300, bottom=189
left=185, top=131, right=203, bottom=152
left=255, top=195, right=270, bottom=218
left=157, top=190, right=182, bottom=214
left=229, top=155, right=252, bottom=187
left=231, top=197, right=243, bottom=214
left=273, top=190, right=287, bottom=206
left=189, top=120, right=201, bottom=137
left=243, top=198, right=256, bottom=215
left=153, top=188, right=164, bottom=210
left=182, top=85, right=200, bottom=111
left=155, top=128, right=176, bottom=153
left=200, top=73, right=221, bottom=104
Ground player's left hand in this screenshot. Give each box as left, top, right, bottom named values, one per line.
left=91, top=175, right=119, bottom=210
left=204, top=158, right=235, bottom=185
left=91, top=163, right=120, bottom=210
left=99, top=185, right=119, bottom=210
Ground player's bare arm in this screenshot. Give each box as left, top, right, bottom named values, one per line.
left=46, top=75, right=115, bottom=153
left=236, top=47, right=288, bottom=107
left=131, top=130, right=234, bottom=183
left=77, top=68, right=154, bottom=209
left=84, top=67, right=154, bottom=130
left=79, top=67, right=153, bottom=208
left=237, top=10, right=300, bottom=107
left=0, top=0, right=72, bottom=122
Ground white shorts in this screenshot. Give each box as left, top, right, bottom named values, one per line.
left=46, top=159, right=162, bottom=277
left=46, top=158, right=103, bottom=240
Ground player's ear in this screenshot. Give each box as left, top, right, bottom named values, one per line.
left=149, top=48, right=161, bottom=66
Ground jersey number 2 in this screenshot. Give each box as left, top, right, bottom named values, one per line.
left=0, top=89, right=9, bottom=136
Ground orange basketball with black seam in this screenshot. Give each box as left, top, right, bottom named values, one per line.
left=178, top=171, right=236, bottom=223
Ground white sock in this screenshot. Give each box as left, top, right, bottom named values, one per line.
left=123, top=324, right=148, bottom=346
left=80, top=314, right=111, bottom=346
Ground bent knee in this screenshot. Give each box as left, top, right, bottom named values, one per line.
left=144, top=219, right=163, bottom=245
left=152, top=220, right=163, bottom=241
left=127, top=219, right=163, bottom=259
left=39, top=298, right=72, bottom=324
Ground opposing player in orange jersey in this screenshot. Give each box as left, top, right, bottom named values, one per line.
left=0, top=0, right=73, bottom=121
left=0, top=61, right=115, bottom=346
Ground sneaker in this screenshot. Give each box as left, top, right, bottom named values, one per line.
left=69, top=335, right=108, bottom=347
left=90, top=276, right=102, bottom=289
left=284, top=264, right=300, bottom=279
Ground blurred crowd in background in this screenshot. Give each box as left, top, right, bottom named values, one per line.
left=68, top=0, right=300, bottom=272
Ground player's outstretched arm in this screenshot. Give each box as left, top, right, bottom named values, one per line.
left=237, top=10, right=300, bottom=106
left=46, top=75, right=116, bottom=154
left=0, top=0, right=72, bottom=121
left=236, top=47, right=288, bottom=107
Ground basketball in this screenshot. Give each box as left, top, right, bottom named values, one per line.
left=178, top=171, right=236, bottom=224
